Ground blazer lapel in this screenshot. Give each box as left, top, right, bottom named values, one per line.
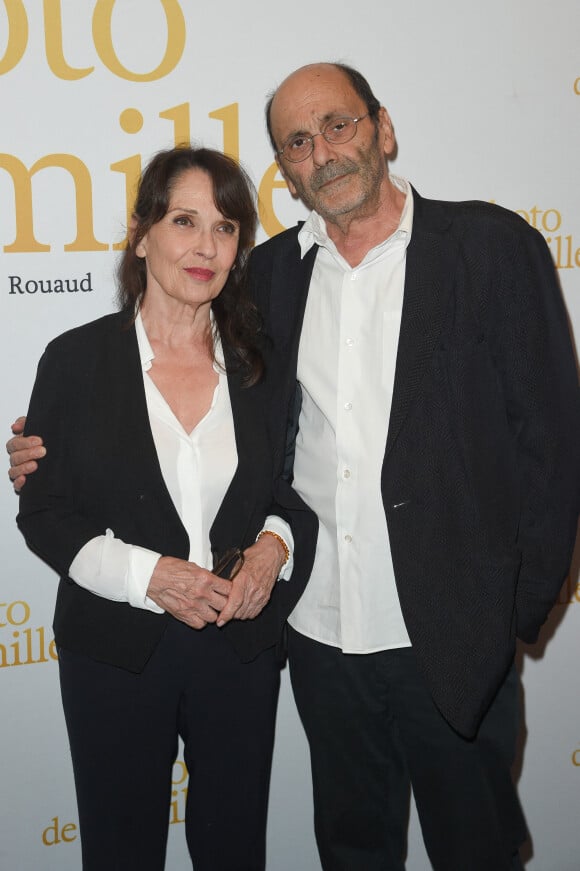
left=385, top=190, right=456, bottom=458
left=213, top=363, right=257, bottom=538
left=269, top=236, right=318, bottom=355
left=107, top=314, right=187, bottom=536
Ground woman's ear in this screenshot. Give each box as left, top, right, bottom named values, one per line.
left=130, top=215, right=146, bottom=258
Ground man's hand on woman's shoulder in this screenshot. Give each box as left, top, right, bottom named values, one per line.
left=7, top=416, right=45, bottom=493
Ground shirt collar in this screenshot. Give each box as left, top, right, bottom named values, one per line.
left=297, top=175, right=413, bottom=260
left=135, top=310, right=154, bottom=372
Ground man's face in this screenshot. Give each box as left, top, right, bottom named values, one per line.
left=270, top=65, right=394, bottom=225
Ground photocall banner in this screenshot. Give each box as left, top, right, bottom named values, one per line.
left=1, top=2, right=578, bottom=869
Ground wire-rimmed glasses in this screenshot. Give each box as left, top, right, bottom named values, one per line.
left=277, top=114, right=370, bottom=163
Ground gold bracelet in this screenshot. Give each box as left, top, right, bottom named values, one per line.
left=257, top=530, right=290, bottom=565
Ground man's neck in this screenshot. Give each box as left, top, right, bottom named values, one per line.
left=324, top=178, right=406, bottom=268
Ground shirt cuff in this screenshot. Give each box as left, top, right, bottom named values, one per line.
left=68, top=529, right=164, bottom=613
left=259, top=515, right=294, bottom=580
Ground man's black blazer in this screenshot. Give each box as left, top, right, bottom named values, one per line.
left=17, top=310, right=317, bottom=670
left=249, top=188, right=580, bottom=737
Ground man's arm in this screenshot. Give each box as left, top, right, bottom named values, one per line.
left=7, top=417, right=45, bottom=492
left=495, top=220, right=580, bottom=640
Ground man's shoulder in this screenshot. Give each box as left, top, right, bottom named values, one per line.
left=418, top=191, right=538, bottom=243
left=414, top=191, right=556, bottom=290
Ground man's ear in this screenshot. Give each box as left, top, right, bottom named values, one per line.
left=378, top=106, right=396, bottom=158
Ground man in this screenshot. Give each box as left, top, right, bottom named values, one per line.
left=9, top=64, right=580, bottom=870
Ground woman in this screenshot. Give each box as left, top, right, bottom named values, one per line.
left=15, top=146, right=316, bottom=871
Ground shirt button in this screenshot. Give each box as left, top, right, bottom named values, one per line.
left=345, top=337, right=354, bottom=348
left=344, top=534, right=352, bottom=543
left=343, top=469, right=351, bottom=479
left=344, top=401, right=352, bottom=411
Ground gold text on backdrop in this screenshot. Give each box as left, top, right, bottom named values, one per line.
left=0, top=0, right=185, bottom=81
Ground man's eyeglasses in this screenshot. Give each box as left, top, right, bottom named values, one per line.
left=213, top=547, right=244, bottom=580
left=277, top=114, right=371, bottom=163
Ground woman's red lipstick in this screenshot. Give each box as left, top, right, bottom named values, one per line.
left=184, top=267, right=215, bottom=280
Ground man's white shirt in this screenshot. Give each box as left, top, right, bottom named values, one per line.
left=289, top=176, right=413, bottom=653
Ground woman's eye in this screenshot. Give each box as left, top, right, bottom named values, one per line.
left=174, top=215, right=192, bottom=226
left=218, top=223, right=237, bottom=234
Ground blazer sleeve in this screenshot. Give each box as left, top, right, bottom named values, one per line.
left=17, top=338, right=105, bottom=577
left=492, top=222, right=580, bottom=641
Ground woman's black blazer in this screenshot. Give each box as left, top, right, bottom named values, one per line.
left=17, top=310, right=317, bottom=669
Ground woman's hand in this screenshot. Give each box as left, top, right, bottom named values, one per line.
left=7, top=417, right=46, bottom=493
left=217, top=534, right=287, bottom=626
left=147, top=556, right=232, bottom=630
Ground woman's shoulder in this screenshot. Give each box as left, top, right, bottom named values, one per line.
left=44, top=310, right=132, bottom=356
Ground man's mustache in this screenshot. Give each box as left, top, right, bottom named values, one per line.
left=310, top=161, right=358, bottom=191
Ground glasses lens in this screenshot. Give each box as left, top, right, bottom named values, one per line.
left=281, top=117, right=364, bottom=162
left=214, top=548, right=244, bottom=578
left=229, top=552, right=244, bottom=580
left=284, top=136, right=312, bottom=162
left=324, top=117, right=356, bottom=144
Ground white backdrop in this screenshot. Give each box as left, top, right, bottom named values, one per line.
left=1, top=2, right=579, bottom=869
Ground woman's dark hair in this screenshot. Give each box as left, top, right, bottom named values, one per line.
left=117, top=145, right=263, bottom=384
left=265, top=62, right=382, bottom=151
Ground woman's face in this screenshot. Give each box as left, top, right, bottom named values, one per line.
left=136, top=168, right=240, bottom=311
